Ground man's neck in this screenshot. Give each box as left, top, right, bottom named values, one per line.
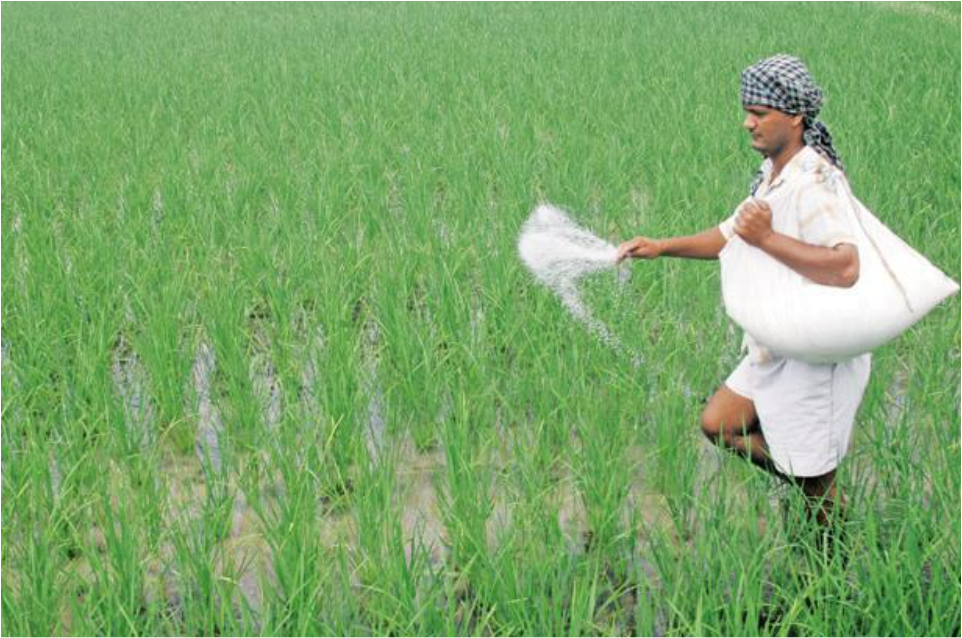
left=768, top=141, right=806, bottom=180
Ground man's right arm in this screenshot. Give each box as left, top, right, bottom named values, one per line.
left=617, top=227, right=727, bottom=262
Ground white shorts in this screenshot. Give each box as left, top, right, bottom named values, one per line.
left=725, top=353, right=872, bottom=478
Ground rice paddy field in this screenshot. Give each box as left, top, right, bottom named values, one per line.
left=2, top=3, right=960, bottom=636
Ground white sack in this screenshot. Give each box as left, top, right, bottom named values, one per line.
left=719, top=183, right=959, bottom=364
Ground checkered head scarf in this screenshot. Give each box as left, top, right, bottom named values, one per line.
left=741, top=55, right=844, bottom=191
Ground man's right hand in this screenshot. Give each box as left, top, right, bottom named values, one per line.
left=617, top=236, right=663, bottom=263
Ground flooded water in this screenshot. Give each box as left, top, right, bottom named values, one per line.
left=191, top=341, right=224, bottom=472
left=248, top=326, right=282, bottom=433
left=396, top=439, right=447, bottom=566
left=362, top=320, right=387, bottom=465
left=111, top=336, right=154, bottom=450
left=93, top=325, right=714, bottom=629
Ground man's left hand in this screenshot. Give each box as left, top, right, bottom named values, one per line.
left=734, top=199, right=775, bottom=247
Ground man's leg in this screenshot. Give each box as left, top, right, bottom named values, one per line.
left=702, top=386, right=848, bottom=544
left=794, top=469, right=844, bottom=527
left=785, top=469, right=850, bottom=560
left=700, top=385, right=784, bottom=478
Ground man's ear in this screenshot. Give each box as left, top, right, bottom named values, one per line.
left=792, top=114, right=805, bottom=129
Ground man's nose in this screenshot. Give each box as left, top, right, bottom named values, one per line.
left=743, top=115, right=756, bottom=130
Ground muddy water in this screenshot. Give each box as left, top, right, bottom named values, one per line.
left=396, top=439, right=447, bottom=565
left=191, top=341, right=224, bottom=472
left=299, top=324, right=323, bottom=425
left=248, top=322, right=281, bottom=433
left=362, top=320, right=386, bottom=465
left=111, top=336, right=155, bottom=450
left=98, top=328, right=701, bottom=628
left=5, top=262, right=934, bottom=635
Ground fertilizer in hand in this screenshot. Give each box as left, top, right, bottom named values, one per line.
left=518, top=204, right=640, bottom=365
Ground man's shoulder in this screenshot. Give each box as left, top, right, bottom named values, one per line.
left=795, top=149, right=847, bottom=199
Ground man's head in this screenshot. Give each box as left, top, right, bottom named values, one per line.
left=739, top=54, right=843, bottom=170
left=740, top=54, right=823, bottom=122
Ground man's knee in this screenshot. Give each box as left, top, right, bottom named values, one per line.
left=700, top=408, right=722, bottom=442
left=699, top=411, right=743, bottom=444
left=700, top=386, right=757, bottom=442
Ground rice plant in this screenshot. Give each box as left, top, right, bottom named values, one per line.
left=3, top=3, right=959, bottom=635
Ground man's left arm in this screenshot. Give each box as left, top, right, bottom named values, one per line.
left=735, top=200, right=860, bottom=288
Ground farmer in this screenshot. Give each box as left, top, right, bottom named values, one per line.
left=617, top=55, right=870, bottom=532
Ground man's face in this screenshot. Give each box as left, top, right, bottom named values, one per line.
left=742, top=105, right=803, bottom=157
